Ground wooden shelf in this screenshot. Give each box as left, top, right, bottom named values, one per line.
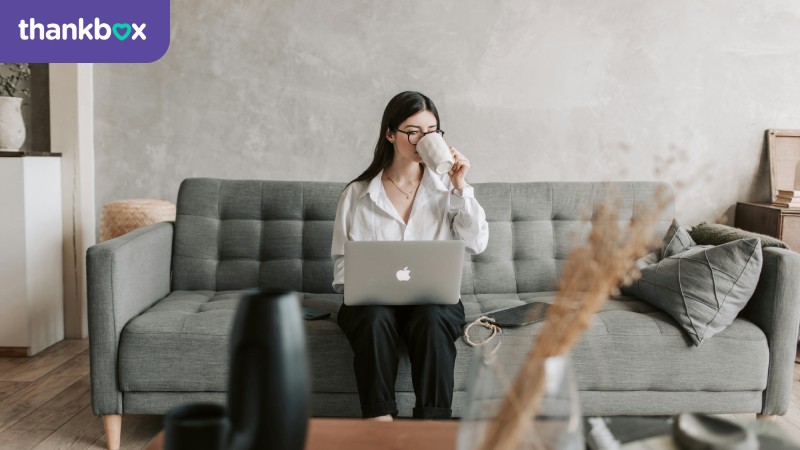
left=0, top=151, right=61, bottom=157
left=735, top=202, right=800, bottom=250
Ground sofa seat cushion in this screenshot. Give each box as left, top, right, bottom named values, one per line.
left=460, top=293, right=768, bottom=393
left=118, top=291, right=768, bottom=395
left=118, top=290, right=346, bottom=392
left=571, top=296, right=768, bottom=391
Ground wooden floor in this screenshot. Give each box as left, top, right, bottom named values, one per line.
left=1, top=339, right=800, bottom=449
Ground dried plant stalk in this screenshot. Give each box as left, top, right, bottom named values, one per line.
left=477, top=188, right=670, bottom=450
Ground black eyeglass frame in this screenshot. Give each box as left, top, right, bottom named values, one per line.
left=393, top=128, right=445, bottom=145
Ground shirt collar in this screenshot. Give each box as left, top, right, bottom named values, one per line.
left=360, top=170, right=385, bottom=200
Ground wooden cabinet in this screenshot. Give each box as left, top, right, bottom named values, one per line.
left=0, top=152, right=64, bottom=356
left=735, top=202, right=800, bottom=251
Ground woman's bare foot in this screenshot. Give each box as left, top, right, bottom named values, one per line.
left=369, top=414, right=393, bottom=422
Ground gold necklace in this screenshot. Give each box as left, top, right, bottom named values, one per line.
left=385, top=176, right=420, bottom=200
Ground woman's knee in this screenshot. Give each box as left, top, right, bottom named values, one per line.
left=408, top=302, right=465, bottom=339
left=407, top=306, right=451, bottom=334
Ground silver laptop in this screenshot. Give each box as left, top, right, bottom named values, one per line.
left=344, top=240, right=465, bottom=306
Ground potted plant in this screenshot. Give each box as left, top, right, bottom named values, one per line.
left=0, top=63, right=31, bottom=151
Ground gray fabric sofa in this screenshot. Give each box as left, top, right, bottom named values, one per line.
left=88, top=179, right=800, bottom=428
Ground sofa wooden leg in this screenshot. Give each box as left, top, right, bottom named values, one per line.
left=756, top=413, right=777, bottom=421
left=102, top=415, right=122, bottom=450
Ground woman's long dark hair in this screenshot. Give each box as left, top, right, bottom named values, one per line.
left=348, top=91, right=440, bottom=186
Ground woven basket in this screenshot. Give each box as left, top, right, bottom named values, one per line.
left=99, top=199, right=176, bottom=242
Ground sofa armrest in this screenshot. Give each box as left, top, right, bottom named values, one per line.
left=87, top=222, right=173, bottom=415
left=739, top=246, right=800, bottom=415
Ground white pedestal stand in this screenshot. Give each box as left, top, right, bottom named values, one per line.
left=0, top=153, right=64, bottom=356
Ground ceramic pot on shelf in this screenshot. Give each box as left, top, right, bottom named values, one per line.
left=0, top=96, right=25, bottom=151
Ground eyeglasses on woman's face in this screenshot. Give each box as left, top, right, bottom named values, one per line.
left=394, top=128, right=445, bottom=146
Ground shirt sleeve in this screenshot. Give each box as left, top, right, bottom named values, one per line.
left=448, top=182, right=489, bottom=255
left=330, top=186, right=353, bottom=294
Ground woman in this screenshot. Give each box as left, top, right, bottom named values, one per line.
left=331, top=91, right=489, bottom=420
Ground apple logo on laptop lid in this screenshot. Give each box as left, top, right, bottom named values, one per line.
left=396, top=267, right=411, bottom=281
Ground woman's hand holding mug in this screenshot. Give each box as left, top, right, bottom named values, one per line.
left=448, top=147, right=470, bottom=191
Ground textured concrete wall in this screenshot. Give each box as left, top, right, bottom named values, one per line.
left=94, top=0, right=800, bottom=226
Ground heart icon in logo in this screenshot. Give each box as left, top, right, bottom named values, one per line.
left=112, top=23, right=132, bottom=41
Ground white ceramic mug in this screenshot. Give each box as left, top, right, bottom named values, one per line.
left=416, top=132, right=455, bottom=175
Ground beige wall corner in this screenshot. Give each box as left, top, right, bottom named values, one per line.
left=50, top=64, right=95, bottom=339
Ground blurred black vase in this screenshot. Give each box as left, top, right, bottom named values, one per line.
left=164, top=403, right=230, bottom=450
left=226, top=290, right=311, bottom=450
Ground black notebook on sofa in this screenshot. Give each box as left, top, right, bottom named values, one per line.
left=488, top=302, right=550, bottom=327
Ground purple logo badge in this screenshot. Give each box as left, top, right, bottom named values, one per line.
left=0, top=0, right=169, bottom=63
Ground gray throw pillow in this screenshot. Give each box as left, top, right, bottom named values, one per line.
left=662, top=220, right=697, bottom=258
left=631, top=221, right=693, bottom=272
left=623, top=225, right=763, bottom=346
left=690, top=222, right=789, bottom=249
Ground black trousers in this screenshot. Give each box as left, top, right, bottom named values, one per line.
left=337, top=301, right=465, bottom=419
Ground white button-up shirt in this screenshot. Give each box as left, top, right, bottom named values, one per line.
left=331, top=167, right=489, bottom=293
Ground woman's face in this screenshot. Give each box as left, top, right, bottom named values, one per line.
left=387, top=110, right=438, bottom=165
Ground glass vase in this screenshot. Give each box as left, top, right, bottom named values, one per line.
left=458, top=339, right=583, bottom=450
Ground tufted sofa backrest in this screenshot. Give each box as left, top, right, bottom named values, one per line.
left=460, top=182, right=673, bottom=296
left=172, top=179, right=673, bottom=294
left=172, top=179, right=342, bottom=293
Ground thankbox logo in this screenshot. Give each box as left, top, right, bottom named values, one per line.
left=1, top=0, right=169, bottom=63
left=18, top=18, right=147, bottom=42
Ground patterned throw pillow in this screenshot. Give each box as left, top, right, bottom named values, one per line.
left=623, top=223, right=763, bottom=346
left=661, top=220, right=698, bottom=258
